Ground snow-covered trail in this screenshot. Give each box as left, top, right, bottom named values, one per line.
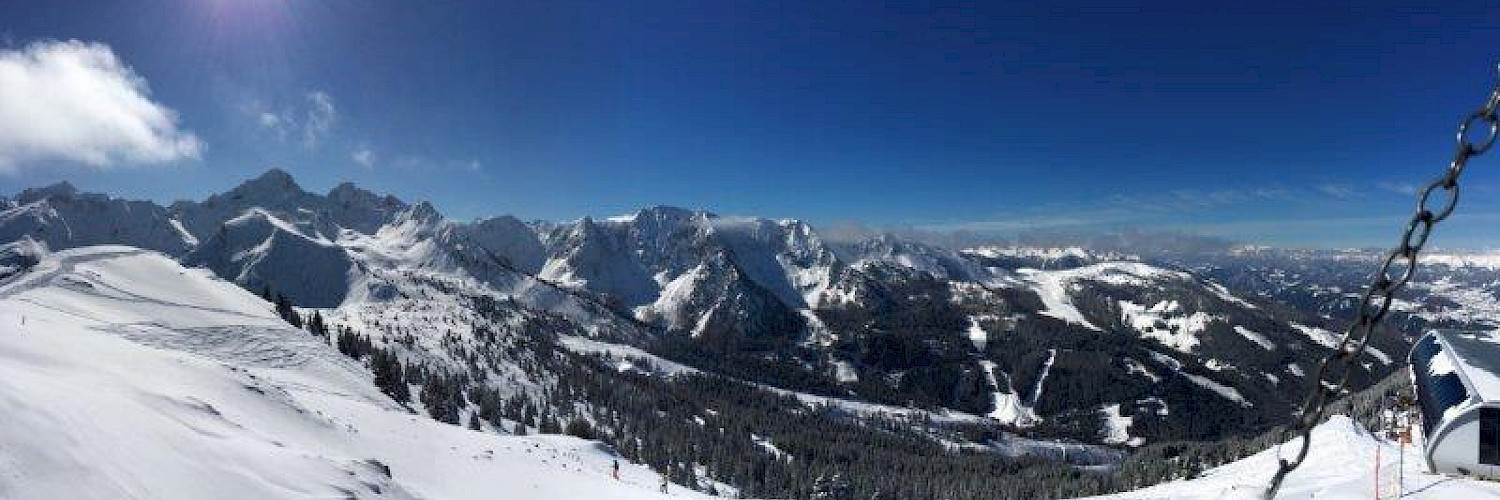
left=0, top=247, right=720, bottom=500
left=1083, top=415, right=1500, bottom=500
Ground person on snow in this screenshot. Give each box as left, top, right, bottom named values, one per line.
left=612, top=460, right=620, bottom=480
left=659, top=473, right=669, bottom=494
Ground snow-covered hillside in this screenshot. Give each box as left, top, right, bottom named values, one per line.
left=1084, top=415, right=1500, bottom=500
left=0, top=170, right=1453, bottom=500
left=0, top=246, right=713, bottom=500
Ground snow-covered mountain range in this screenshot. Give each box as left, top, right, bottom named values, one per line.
left=0, top=170, right=1415, bottom=438
left=3, top=169, right=1491, bottom=499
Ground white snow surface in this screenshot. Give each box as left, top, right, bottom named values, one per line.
left=0, top=246, right=718, bottom=500
left=1181, top=372, right=1252, bottom=407
left=1118, top=299, right=1219, bottom=353
left=832, top=360, right=859, bottom=383
left=966, top=316, right=990, bottom=349
left=1206, top=281, right=1258, bottom=309
left=965, top=246, right=1094, bottom=261
left=1123, top=358, right=1162, bottom=383
left=1018, top=263, right=1190, bottom=331
left=1424, top=330, right=1500, bottom=406
left=1099, top=404, right=1142, bottom=447
left=1290, top=322, right=1391, bottom=365
left=1233, top=326, right=1275, bottom=350
left=1084, top=415, right=1500, bottom=500
left=560, top=335, right=700, bottom=376
left=1018, top=268, right=1100, bottom=330
left=978, top=360, right=1038, bottom=427
left=1148, top=351, right=1250, bottom=407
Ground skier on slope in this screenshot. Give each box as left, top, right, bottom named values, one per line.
left=612, top=459, right=620, bottom=480
left=659, top=473, right=669, bottom=494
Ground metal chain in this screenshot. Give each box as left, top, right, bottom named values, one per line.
left=1264, top=70, right=1500, bottom=499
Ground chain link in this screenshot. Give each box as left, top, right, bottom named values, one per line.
left=1263, top=72, right=1500, bottom=499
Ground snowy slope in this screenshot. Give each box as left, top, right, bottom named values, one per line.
left=0, top=246, right=716, bottom=500
left=1084, top=415, right=1500, bottom=500
left=0, top=171, right=1416, bottom=452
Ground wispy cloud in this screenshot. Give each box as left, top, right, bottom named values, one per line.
left=251, top=90, right=338, bottom=149
left=382, top=155, right=485, bottom=174
left=1316, top=184, right=1358, bottom=200
left=0, top=39, right=201, bottom=171
left=1376, top=181, right=1418, bottom=196
left=351, top=145, right=376, bottom=168
left=302, top=91, right=335, bottom=148
left=921, top=207, right=1138, bottom=233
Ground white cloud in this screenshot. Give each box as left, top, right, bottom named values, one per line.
left=252, top=90, right=337, bottom=149
left=351, top=146, right=375, bottom=168
left=1377, top=181, right=1418, bottom=196
left=1316, top=184, right=1358, bottom=200
left=302, top=91, right=335, bottom=148
left=0, top=40, right=201, bottom=171
left=257, top=112, right=281, bottom=129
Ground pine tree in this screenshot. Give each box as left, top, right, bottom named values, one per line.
left=274, top=294, right=302, bottom=328
left=538, top=411, right=561, bottom=434
left=811, top=472, right=851, bottom=500
left=565, top=419, right=595, bottom=440
left=421, top=373, right=463, bottom=425
left=307, top=311, right=328, bottom=337
left=371, top=350, right=409, bottom=402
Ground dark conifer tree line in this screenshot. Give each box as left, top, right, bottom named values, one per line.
left=261, top=274, right=1409, bottom=500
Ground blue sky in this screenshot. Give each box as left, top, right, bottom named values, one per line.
left=3, top=1, right=1500, bottom=248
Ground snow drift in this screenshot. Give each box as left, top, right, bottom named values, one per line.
left=0, top=246, right=712, bottom=500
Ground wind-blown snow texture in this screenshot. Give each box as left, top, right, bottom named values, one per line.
left=4, top=170, right=1487, bottom=499
left=0, top=247, right=714, bottom=500
left=1084, top=416, right=1500, bottom=500
left=0, top=171, right=1415, bottom=440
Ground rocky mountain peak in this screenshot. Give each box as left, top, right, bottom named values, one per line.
left=16, top=181, right=78, bottom=205
left=245, top=168, right=301, bottom=192
left=401, top=200, right=443, bottom=224
left=328, top=181, right=406, bottom=211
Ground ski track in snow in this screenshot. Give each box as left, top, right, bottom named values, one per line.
left=1233, top=326, right=1275, bottom=350
left=1290, top=322, right=1392, bottom=366
left=1019, top=269, right=1100, bottom=330
left=0, top=243, right=1464, bottom=500
left=1029, top=349, right=1057, bottom=408
left=978, top=360, right=1038, bottom=427
left=0, top=247, right=721, bottom=500
left=1082, top=415, right=1500, bottom=500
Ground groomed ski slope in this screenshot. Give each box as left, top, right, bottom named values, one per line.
left=0, top=247, right=719, bottom=500
left=1084, top=415, right=1500, bottom=500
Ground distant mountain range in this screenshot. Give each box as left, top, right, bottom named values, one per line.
left=5, top=168, right=1497, bottom=498
left=3, top=168, right=1444, bottom=440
